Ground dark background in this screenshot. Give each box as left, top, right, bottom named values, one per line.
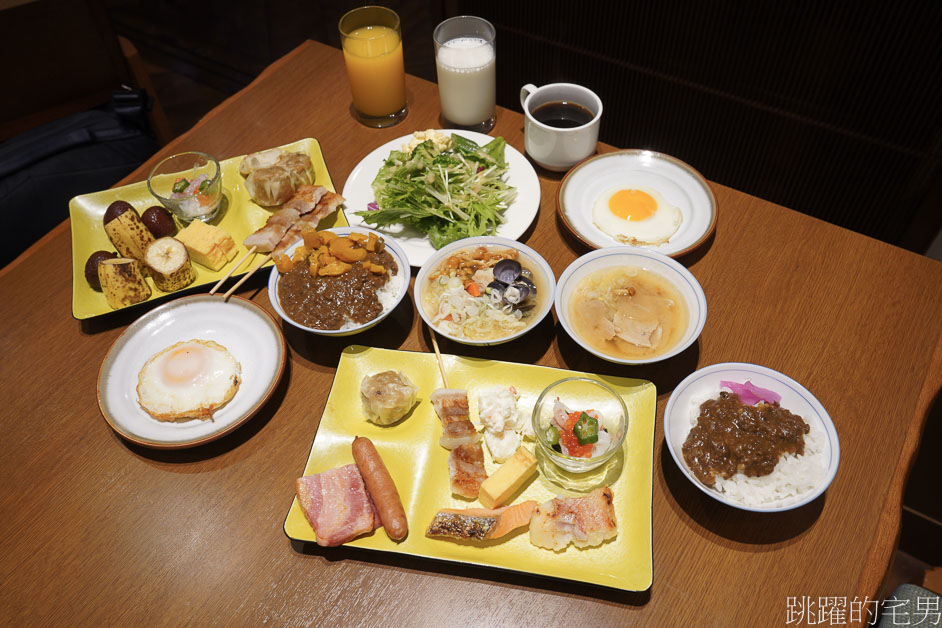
left=1, top=0, right=939, bottom=567
left=100, top=0, right=942, bottom=255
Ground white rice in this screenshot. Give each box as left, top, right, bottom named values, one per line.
left=337, top=259, right=403, bottom=331
left=686, top=390, right=826, bottom=508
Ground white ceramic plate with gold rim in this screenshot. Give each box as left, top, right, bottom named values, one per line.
left=557, top=149, right=716, bottom=257
left=97, top=294, right=286, bottom=448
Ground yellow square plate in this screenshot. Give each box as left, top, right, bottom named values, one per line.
left=69, top=138, right=347, bottom=319
left=284, top=346, right=655, bottom=591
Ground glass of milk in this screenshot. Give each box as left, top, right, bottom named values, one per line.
left=433, top=16, right=496, bottom=132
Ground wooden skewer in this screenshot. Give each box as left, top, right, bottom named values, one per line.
left=209, top=246, right=257, bottom=295
left=429, top=327, right=449, bottom=388
left=222, top=252, right=273, bottom=301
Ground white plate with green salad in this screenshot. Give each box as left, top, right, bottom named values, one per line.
left=342, top=130, right=541, bottom=267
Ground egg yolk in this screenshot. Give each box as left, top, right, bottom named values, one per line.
left=160, top=346, right=207, bottom=385
left=609, top=189, right=657, bottom=221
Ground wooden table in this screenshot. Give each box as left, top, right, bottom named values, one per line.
left=2, top=40, right=940, bottom=627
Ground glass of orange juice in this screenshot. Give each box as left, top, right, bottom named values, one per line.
left=339, top=6, right=408, bottom=128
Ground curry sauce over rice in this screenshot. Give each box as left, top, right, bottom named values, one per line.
left=278, top=247, right=396, bottom=329
left=275, top=230, right=397, bottom=330
left=681, top=392, right=809, bottom=487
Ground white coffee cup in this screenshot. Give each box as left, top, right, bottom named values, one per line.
left=520, top=83, right=602, bottom=172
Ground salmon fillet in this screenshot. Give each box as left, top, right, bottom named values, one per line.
left=426, top=501, right=537, bottom=541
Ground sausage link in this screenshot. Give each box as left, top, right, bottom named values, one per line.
left=352, top=436, right=408, bottom=541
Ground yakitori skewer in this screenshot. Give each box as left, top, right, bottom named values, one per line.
left=219, top=188, right=345, bottom=301
left=429, top=327, right=449, bottom=388
left=209, top=245, right=256, bottom=294
left=222, top=252, right=272, bottom=301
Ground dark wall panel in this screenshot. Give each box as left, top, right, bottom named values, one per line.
left=459, top=0, right=942, bottom=250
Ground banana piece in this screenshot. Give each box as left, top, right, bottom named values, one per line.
left=144, top=237, right=196, bottom=292
left=98, top=258, right=151, bottom=309
left=104, top=210, right=155, bottom=262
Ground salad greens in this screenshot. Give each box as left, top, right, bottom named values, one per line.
left=356, top=134, right=517, bottom=249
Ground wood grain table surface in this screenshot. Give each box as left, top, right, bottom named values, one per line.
left=2, top=40, right=941, bottom=627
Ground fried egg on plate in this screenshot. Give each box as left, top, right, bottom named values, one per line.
left=592, top=186, right=682, bottom=246
left=136, top=339, right=241, bottom=422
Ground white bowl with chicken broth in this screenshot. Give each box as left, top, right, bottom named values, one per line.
left=415, top=236, right=555, bottom=345
left=555, top=247, right=706, bottom=364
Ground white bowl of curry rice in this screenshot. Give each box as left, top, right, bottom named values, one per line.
left=663, top=362, right=840, bottom=512
left=267, top=227, right=409, bottom=336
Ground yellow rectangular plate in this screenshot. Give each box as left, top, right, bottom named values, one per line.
left=284, top=346, right=655, bottom=591
left=69, top=138, right=347, bottom=319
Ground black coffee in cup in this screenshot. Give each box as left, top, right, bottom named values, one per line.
left=531, top=101, right=595, bottom=128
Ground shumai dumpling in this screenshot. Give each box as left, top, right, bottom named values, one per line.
left=241, top=150, right=313, bottom=206
left=360, top=370, right=419, bottom=425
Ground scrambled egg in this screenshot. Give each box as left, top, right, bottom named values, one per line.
left=402, top=129, right=453, bottom=153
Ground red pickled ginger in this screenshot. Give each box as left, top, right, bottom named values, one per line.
left=720, top=380, right=782, bottom=406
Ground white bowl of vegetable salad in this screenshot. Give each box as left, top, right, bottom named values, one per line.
left=415, top=236, right=555, bottom=345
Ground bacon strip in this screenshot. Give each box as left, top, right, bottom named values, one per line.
left=295, top=464, right=381, bottom=547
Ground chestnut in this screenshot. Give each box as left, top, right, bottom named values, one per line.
left=103, top=200, right=135, bottom=225
left=141, top=205, right=177, bottom=238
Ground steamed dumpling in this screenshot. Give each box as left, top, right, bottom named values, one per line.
left=360, top=371, right=419, bottom=425
left=241, top=150, right=313, bottom=206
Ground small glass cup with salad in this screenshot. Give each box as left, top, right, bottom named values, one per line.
left=147, top=151, right=223, bottom=223
left=532, top=377, right=628, bottom=473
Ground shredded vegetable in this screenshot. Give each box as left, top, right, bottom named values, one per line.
left=356, top=134, right=517, bottom=249
left=427, top=274, right=527, bottom=340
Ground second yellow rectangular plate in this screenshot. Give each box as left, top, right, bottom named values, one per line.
left=284, top=346, right=655, bottom=591
left=69, top=137, right=347, bottom=319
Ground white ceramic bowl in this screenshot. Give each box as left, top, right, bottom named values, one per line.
left=663, top=362, right=840, bottom=512
left=267, top=227, right=410, bottom=336
left=415, top=236, right=556, bottom=346
left=554, top=247, right=707, bottom=364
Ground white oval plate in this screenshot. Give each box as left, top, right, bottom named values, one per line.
left=267, top=226, right=410, bottom=336
left=342, top=130, right=541, bottom=267
left=98, top=295, right=286, bottom=448
left=663, top=362, right=840, bottom=512
left=557, top=150, right=716, bottom=257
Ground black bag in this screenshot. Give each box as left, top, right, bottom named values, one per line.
left=0, top=89, right=159, bottom=267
